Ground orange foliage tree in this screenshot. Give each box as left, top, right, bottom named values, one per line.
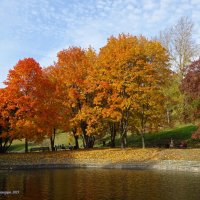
left=35, top=66, right=70, bottom=151
left=55, top=47, right=103, bottom=148
left=97, top=34, right=170, bottom=148
left=0, top=88, right=18, bottom=152
left=1, top=35, right=172, bottom=152
left=4, top=58, right=43, bottom=152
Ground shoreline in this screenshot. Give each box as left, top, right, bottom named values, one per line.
left=1, top=148, right=200, bottom=172
left=1, top=160, right=200, bottom=173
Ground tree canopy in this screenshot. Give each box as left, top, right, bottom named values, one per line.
left=1, top=28, right=199, bottom=152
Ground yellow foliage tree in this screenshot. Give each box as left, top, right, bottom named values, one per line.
left=97, top=34, right=171, bottom=148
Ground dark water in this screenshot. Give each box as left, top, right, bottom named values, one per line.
left=0, top=168, right=200, bottom=200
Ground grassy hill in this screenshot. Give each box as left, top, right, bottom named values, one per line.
left=101, top=124, right=198, bottom=148
left=8, top=124, right=198, bottom=152
left=8, top=132, right=82, bottom=153
left=128, top=124, right=198, bottom=148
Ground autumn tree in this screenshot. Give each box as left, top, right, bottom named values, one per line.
left=182, top=58, right=200, bottom=138
left=182, top=58, right=200, bottom=117
left=55, top=47, right=100, bottom=148
left=4, top=58, right=43, bottom=152
left=158, top=16, right=199, bottom=124
left=34, top=66, right=71, bottom=151
left=0, top=88, right=18, bottom=153
left=98, top=34, right=170, bottom=148
left=182, top=58, right=200, bottom=97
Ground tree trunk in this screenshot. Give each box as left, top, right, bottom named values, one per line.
left=80, top=121, right=95, bottom=148
left=120, top=117, right=128, bottom=149
left=0, top=138, right=13, bottom=153
left=141, top=105, right=146, bottom=149
left=80, top=121, right=88, bottom=148
left=121, top=131, right=127, bottom=148
left=50, top=128, right=56, bottom=151
left=81, top=135, right=86, bottom=148
left=109, top=122, right=117, bottom=148
left=74, top=135, right=79, bottom=149
left=167, top=109, right=170, bottom=125
left=72, top=128, right=79, bottom=149
left=141, top=132, right=145, bottom=149
left=121, top=135, right=125, bottom=148
left=25, top=138, right=28, bottom=153
left=84, top=135, right=95, bottom=148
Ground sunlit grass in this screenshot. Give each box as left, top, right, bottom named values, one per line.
left=9, top=132, right=84, bottom=152
left=128, top=124, right=198, bottom=148
left=100, top=124, right=198, bottom=148
left=8, top=124, right=198, bottom=152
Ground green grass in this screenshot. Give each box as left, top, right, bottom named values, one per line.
left=134, top=124, right=197, bottom=147
left=8, top=132, right=85, bottom=152
left=103, top=124, right=198, bottom=148
left=8, top=124, right=198, bottom=152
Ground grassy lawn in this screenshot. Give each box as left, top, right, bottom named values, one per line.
left=127, top=124, right=198, bottom=148
left=8, top=124, right=199, bottom=152
left=101, top=124, right=198, bottom=148
left=9, top=132, right=85, bottom=152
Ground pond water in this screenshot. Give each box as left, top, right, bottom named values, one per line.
left=0, top=168, right=200, bottom=200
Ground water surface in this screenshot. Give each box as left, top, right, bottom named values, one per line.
left=0, top=168, right=200, bottom=200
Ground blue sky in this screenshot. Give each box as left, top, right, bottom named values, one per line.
left=0, top=0, right=200, bottom=88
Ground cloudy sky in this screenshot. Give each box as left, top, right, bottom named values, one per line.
left=0, top=0, right=200, bottom=87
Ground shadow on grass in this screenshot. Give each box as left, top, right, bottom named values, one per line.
left=8, top=124, right=198, bottom=152
left=8, top=142, right=39, bottom=152
left=102, top=124, right=198, bottom=148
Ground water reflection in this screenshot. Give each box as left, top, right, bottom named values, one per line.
left=0, top=168, right=200, bottom=200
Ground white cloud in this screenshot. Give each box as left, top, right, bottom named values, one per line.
left=143, top=0, right=158, bottom=10
left=39, top=49, right=59, bottom=68
left=191, top=0, right=200, bottom=5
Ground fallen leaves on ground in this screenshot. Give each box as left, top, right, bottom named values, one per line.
left=0, top=148, right=200, bottom=167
